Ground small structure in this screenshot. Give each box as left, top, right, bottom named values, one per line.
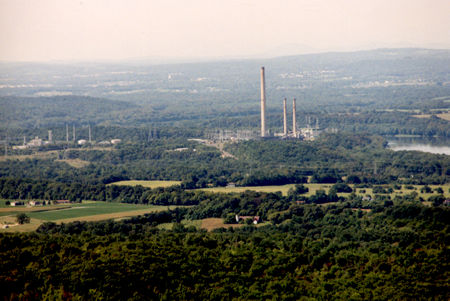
left=10, top=201, right=25, bottom=206
left=13, top=136, right=44, bottom=149
left=111, top=139, right=122, bottom=145
left=78, top=139, right=87, bottom=145
left=235, top=215, right=260, bottom=224
left=53, top=200, right=71, bottom=205
left=362, top=195, right=372, bottom=201
left=28, top=136, right=43, bottom=147
left=29, top=201, right=42, bottom=206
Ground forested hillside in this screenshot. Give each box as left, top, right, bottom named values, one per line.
left=1, top=202, right=448, bottom=300
left=1, top=133, right=448, bottom=188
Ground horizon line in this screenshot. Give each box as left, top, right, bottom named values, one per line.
left=0, top=46, right=449, bottom=65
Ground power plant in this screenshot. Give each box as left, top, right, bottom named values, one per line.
left=209, top=66, right=323, bottom=142
left=259, top=66, right=322, bottom=140
left=5, top=66, right=324, bottom=151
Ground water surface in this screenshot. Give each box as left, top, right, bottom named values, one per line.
left=387, top=137, right=450, bottom=155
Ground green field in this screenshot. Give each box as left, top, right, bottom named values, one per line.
left=109, top=180, right=182, bottom=189
left=199, top=183, right=450, bottom=199
left=199, top=184, right=297, bottom=196
left=26, top=202, right=170, bottom=221
left=200, top=184, right=337, bottom=196
left=0, top=201, right=176, bottom=232
left=0, top=200, right=11, bottom=208
left=158, top=219, right=202, bottom=230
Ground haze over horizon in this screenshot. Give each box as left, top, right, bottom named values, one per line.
left=0, top=0, right=449, bottom=63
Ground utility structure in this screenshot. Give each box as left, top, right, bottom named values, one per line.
left=88, top=124, right=92, bottom=143
left=283, top=98, right=287, bottom=136
left=48, top=130, right=52, bottom=143
left=72, top=125, right=76, bottom=142
left=66, top=124, right=69, bottom=142
left=260, top=67, right=266, bottom=137
left=4, top=136, right=7, bottom=157
left=292, top=98, right=297, bottom=137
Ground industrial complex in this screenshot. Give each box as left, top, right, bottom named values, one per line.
left=260, top=66, right=322, bottom=140
left=6, top=66, right=325, bottom=152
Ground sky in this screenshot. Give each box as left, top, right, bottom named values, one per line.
left=0, top=0, right=449, bottom=62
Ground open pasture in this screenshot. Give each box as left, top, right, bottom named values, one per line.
left=200, top=183, right=334, bottom=196
left=199, top=183, right=449, bottom=199
left=0, top=202, right=175, bottom=232
left=109, top=180, right=182, bottom=189
left=412, top=112, right=450, bottom=121
left=159, top=218, right=269, bottom=231
left=27, top=202, right=171, bottom=221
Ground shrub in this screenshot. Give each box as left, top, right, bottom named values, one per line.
left=16, top=213, right=30, bottom=224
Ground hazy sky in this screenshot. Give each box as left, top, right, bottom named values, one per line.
left=1, top=0, right=449, bottom=62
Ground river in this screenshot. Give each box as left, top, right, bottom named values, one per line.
left=387, top=137, right=450, bottom=155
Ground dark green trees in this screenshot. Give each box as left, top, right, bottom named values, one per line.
left=16, top=213, right=30, bottom=224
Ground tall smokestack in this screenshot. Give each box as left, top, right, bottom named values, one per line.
left=88, top=124, right=92, bottom=143
left=292, top=98, right=297, bottom=137
left=48, top=130, right=52, bottom=143
left=260, top=67, right=266, bottom=137
left=72, top=125, right=76, bottom=142
left=66, top=124, right=69, bottom=142
left=283, top=98, right=287, bottom=136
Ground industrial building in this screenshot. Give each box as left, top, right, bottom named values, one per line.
left=260, top=66, right=321, bottom=140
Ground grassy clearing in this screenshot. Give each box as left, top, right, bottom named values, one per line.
left=437, top=113, right=450, bottom=121
left=200, top=184, right=334, bottom=197
left=352, top=184, right=449, bottom=198
left=55, top=158, right=90, bottom=168
left=0, top=199, right=11, bottom=208
left=412, top=112, right=450, bottom=121
left=109, top=180, right=182, bottom=189
left=0, top=216, right=45, bottom=232
left=0, top=205, right=72, bottom=215
left=199, top=184, right=449, bottom=199
left=159, top=218, right=270, bottom=231
left=0, top=146, right=113, bottom=162
left=54, top=207, right=174, bottom=223
left=199, top=184, right=296, bottom=196
left=0, top=202, right=176, bottom=232
left=157, top=219, right=202, bottom=230
left=0, top=150, right=58, bottom=161
left=27, top=202, right=170, bottom=221
left=201, top=218, right=242, bottom=231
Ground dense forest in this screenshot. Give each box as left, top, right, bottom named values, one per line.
left=1, top=201, right=448, bottom=300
